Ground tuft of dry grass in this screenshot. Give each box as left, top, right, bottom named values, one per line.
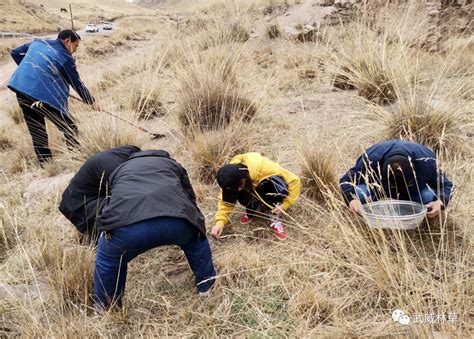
left=300, top=147, right=338, bottom=204
left=371, top=95, right=472, bottom=156
left=73, top=114, right=146, bottom=161
left=5, top=139, right=37, bottom=175
left=294, top=24, right=321, bottom=43
left=0, top=39, right=21, bottom=60
left=129, top=84, right=165, bottom=120
left=0, top=128, right=14, bottom=151
left=187, top=125, right=252, bottom=183
left=93, top=70, right=121, bottom=92
left=266, top=24, right=281, bottom=39
left=46, top=245, right=95, bottom=307
left=8, top=103, right=24, bottom=125
left=176, top=48, right=257, bottom=134
left=197, top=20, right=250, bottom=50
left=288, top=287, right=335, bottom=326
left=327, top=22, right=412, bottom=104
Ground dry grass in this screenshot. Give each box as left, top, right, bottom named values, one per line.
left=129, top=83, right=165, bottom=120
left=0, top=39, right=21, bottom=60
left=186, top=125, right=252, bottom=183
left=93, top=70, right=121, bottom=92
left=0, top=128, right=13, bottom=151
left=300, top=146, right=338, bottom=204
left=7, top=103, right=23, bottom=125
left=197, top=20, right=250, bottom=51
left=326, top=6, right=430, bottom=104
left=373, top=96, right=472, bottom=157
left=175, top=47, right=257, bottom=134
left=266, top=24, right=281, bottom=39
left=329, top=25, right=402, bottom=104
left=0, top=2, right=64, bottom=34
left=367, top=35, right=473, bottom=157
left=0, top=0, right=472, bottom=337
left=73, top=114, right=147, bottom=161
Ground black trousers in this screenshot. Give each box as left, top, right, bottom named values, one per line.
left=16, top=92, right=79, bottom=163
left=237, top=176, right=289, bottom=215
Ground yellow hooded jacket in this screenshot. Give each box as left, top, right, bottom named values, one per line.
left=215, top=152, right=301, bottom=228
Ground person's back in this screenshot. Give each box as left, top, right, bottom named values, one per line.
left=8, top=38, right=91, bottom=115
left=96, top=150, right=205, bottom=235
left=8, top=30, right=98, bottom=164
left=212, top=152, right=301, bottom=241
left=92, top=149, right=215, bottom=309
left=339, top=140, right=453, bottom=217
left=59, top=145, right=140, bottom=236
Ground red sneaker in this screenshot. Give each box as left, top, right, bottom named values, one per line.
left=239, top=214, right=253, bottom=224
left=269, top=220, right=287, bottom=240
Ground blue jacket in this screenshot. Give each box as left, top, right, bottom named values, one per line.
left=8, top=39, right=94, bottom=115
left=339, top=140, right=453, bottom=205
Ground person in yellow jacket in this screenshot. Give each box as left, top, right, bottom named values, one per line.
left=212, top=152, right=301, bottom=241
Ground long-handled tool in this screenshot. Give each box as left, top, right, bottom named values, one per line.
left=69, top=94, right=166, bottom=140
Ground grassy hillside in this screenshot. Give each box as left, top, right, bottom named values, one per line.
left=0, top=0, right=472, bottom=337
left=0, top=0, right=153, bottom=34
left=0, top=1, right=67, bottom=34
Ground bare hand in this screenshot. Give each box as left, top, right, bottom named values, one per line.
left=349, top=200, right=363, bottom=213
left=426, top=200, right=443, bottom=218
left=211, top=225, right=224, bottom=239
left=91, top=101, right=101, bottom=111
left=271, top=205, right=283, bottom=215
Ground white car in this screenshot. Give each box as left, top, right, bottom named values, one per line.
left=102, top=22, right=113, bottom=30
left=85, top=24, right=99, bottom=33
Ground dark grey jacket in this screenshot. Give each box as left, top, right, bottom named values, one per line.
left=95, top=150, right=206, bottom=236
left=59, top=145, right=140, bottom=234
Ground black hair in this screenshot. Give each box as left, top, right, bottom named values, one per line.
left=57, top=29, right=81, bottom=42
left=382, top=155, right=415, bottom=190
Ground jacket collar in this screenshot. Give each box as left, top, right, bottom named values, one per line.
left=128, top=149, right=170, bottom=160
left=385, top=150, right=409, bottom=159
left=35, top=38, right=71, bottom=56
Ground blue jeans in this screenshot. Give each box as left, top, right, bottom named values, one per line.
left=355, top=184, right=436, bottom=205
left=94, top=217, right=216, bottom=308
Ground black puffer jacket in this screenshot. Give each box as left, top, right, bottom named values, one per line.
left=59, top=145, right=140, bottom=233
left=96, top=150, right=206, bottom=236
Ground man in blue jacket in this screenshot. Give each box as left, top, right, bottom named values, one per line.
left=339, top=140, right=453, bottom=218
left=8, top=29, right=99, bottom=164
